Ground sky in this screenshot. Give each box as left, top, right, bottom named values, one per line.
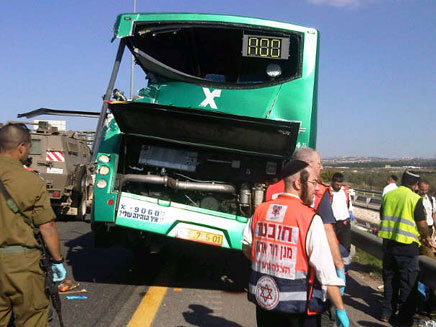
left=0, top=0, right=435, bottom=159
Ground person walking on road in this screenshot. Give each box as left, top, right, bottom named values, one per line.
left=243, top=160, right=349, bottom=327
left=378, top=171, right=435, bottom=326
left=0, top=123, right=66, bottom=327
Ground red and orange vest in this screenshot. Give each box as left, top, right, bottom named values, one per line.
left=248, top=194, right=329, bottom=314
left=266, top=180, right=331, bottom=210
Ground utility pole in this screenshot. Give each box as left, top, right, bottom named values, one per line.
left=130, top=0, right=137, bottom=99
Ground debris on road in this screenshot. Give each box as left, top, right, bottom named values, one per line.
left=59, top=289, right=87, bottom=295
left=58, top=280, right=80, bottom=292
left=66, top=296, right=88, bottom=300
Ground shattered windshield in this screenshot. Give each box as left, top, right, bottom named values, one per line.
left=128, top=23, right=303, bottom=88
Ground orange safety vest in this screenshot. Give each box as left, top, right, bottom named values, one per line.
left=267, top=181, right=330, bottom=212
left=265, top=180, right=285, bottom=202
left=313, top=183, right=332, bottom=209
left=248, top=194, right=329, bottom=314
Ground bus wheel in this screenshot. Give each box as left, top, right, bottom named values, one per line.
left=76, top=176, right=88, bottom=221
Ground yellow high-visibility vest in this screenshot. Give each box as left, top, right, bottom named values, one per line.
left=378, top=186, right=421, bottom=245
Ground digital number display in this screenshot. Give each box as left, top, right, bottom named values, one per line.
left=242, top=34, right=290, bottom=59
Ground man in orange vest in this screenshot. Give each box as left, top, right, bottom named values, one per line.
left=265, top=148, right=345, bottom=292
left=243, top=160, right=349, bottom=327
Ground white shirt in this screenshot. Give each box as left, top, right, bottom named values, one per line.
left=423, top=194, right=436, bottom=226
left=331, top=186, right=353, bottom=221
left=242, top=193, right=344, bottom=293
left=382, top=183, right=398, bottom=197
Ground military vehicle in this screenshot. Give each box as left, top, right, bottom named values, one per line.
left=11, top=120, right=93, bottom=220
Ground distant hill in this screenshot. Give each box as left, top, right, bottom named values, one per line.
left=322, top=157, right=436, bottom=169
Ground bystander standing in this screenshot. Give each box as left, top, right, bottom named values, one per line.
left=382, top=174, right=398, bottom=197
left=378, top=171, right=435, bottom=326
left=330, top=173, right=353, bottom=268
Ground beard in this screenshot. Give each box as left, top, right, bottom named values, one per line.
left=301, top=182, right=313, bottom=206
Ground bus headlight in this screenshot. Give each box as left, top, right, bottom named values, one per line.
left=98, top=166, right=110, bottom=175
left=98, top=154, right=111, bottom=163
left=96, top=179, right=108, bottom=189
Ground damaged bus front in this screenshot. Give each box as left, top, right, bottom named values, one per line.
left=91, top=13, right=319, bottom=250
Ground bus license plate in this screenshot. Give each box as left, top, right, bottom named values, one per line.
left=177, top=228, right=223, bottom=246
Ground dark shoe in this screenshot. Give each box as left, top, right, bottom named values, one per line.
left=380, top=316, right=390, bottom=322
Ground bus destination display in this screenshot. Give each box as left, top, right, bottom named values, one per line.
left=242, top=34, right=290, bottom=59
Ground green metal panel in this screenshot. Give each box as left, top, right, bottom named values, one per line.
left=92, top=116, right=121, bottom=223
left=92, top=152, right=119, bottom=223
left=137, top=81, right=280, bottom=120
left=115, top=192, right=249, bottom=250
left=115, top=13, right=319, bottom=148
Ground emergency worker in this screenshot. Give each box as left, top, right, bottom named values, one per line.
left=265, top=148, right=345, bottom=293
left=243, top=160, right=349, bottom=327
left=378, top=171, right=434, bottom=325
left=0, top=123, right=66, bottom=327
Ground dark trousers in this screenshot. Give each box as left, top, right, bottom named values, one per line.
left=334, top=218, right=351, bottom=253
left=382, top=252, right=419, bottom=323
left=256, top=306, right=321, bottom=327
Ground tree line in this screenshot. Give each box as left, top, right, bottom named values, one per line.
left=321, top=169, right=436, bottom=196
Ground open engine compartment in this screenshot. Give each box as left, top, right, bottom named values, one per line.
left=117, top=137, right=284, bottom=217
left=109, top=102, right=300, bottom=217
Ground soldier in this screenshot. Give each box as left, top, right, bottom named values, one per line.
left=0, top=123, right=66, bottom=327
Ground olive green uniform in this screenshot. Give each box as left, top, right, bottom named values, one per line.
left=0, top=156, right=56, bottom=327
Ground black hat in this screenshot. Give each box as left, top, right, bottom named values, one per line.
left=280, top=160, right=309, bottom=179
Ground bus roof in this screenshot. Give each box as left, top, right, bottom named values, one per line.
left=112, top=13, right=317, bottom=40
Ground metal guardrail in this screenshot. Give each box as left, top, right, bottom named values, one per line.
left=351, top=188, right=382, bottom=211
left=351, top=226, right=436, bottom=289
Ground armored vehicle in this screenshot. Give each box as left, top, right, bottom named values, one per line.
left=15, top=121, right=93, bottom=220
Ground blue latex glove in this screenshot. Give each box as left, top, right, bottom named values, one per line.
left=336, top=308, right=349, bottom=327
left=349, top=211, right=355, bottom=221
left=336, top=268, right=346, bottom=296
left=52, top=263, right=67, bottom=282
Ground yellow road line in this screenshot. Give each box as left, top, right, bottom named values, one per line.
left=127, top=285, right=168, bottom=327
left=127, top=257, right=177, bottom=327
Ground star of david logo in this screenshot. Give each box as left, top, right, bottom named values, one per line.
left=272, top=205, right=282, bottom=217
left=259, top=283, right=273, bottom=302
left=255, top=275, right=279, bottom=310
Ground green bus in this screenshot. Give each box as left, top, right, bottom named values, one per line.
left=91, top=13, right=319, bottom=250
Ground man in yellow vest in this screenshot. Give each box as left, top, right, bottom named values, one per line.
left=378, top=171, right=435, bottom=326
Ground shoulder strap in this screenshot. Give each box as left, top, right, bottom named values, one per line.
left=0, top=178, right=36, bottom=229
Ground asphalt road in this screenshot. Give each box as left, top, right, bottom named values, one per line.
left=49, top=220, right=392, bottom=327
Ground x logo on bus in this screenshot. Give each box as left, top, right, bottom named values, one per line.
left=199, top=88, right=221, bottom=109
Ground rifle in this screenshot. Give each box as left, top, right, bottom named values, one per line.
left=0, top=179, right=65, bottom=327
